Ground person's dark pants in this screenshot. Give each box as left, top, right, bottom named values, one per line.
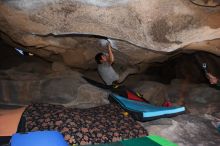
left=110, top=85, right=128, bottom=97
left=109, top=84, right=149, bottom=103
left=0, top=136, right=11, bottom=146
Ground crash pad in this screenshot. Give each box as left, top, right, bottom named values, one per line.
left=10, top=131, right=68, bottom=146
left=82, top=135, right=177, bottom=146
left=110, top=93, right=185, bottom=121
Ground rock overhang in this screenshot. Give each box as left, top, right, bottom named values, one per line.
left=0, top=0, right=219, bottom=69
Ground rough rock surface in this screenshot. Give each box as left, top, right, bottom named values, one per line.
left=166, top=79, right=220, bottom=116
left=62, top=84, right=109, bottom=108
left=134, top=77, right=220, bottom=109
left=0, top=0, right=220, bottom=68
left=135, top=81, right=167, bottom=105
left=140, top=115, right=220, bottom=146
left=0, top=65, right=109, bottom=108
left=145, top=51, right=220, bottom=84
left=51, top=61, right=71, bottom=72
left=138, top=79, right=220, bottom=146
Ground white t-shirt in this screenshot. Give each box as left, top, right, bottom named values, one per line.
left=98, top=62, right=119, bottom=85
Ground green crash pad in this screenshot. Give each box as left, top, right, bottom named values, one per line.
left=147, top=135, right=177, bottom=146
left=80, top=135, right=177, bottom=146
left=121, top=136, right=160, bottom=146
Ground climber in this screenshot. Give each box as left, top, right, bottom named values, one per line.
left=206, top=73, right=219, bottom=85
left=94, top=42, right=147, bottom=101
left=201, top=63, right=220, bottom=89
left=95, top=42, right=138, bottom=86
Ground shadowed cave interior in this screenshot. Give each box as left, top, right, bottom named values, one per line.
left=0, top=0, right=220, bottom=145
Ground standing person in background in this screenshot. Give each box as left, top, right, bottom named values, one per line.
left=206, top=72, right=220, bottom=90
left=201, top=63, right=220, bottom=89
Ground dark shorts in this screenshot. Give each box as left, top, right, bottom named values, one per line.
left=0, top=136, right=11, bottom=146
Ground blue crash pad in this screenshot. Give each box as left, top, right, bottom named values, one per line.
left=10, top=131, right=68, bottom=146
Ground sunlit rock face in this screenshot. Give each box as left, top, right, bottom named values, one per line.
left=0, top=0, right=220, bottom=69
